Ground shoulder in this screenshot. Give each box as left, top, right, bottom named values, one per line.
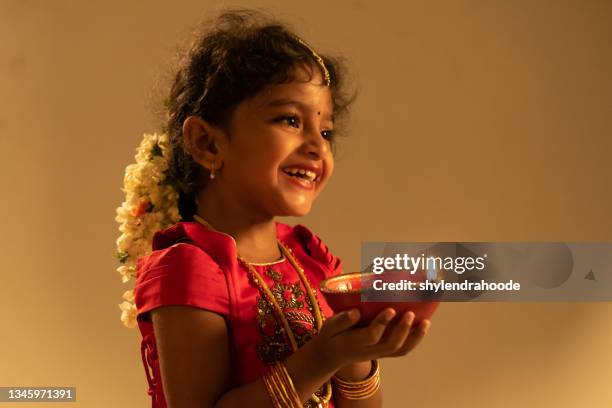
left=136, top=221, right=226, bottom=278
left=143, top=221, right=238, bottom=272
left=276, top=222, right=342, bottom=275
left=136, top=242, right=220, bottom=281
left=134, top=223, right=233, bottom=321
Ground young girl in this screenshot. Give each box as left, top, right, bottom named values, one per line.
left=116, top=8, right=431, bottom=408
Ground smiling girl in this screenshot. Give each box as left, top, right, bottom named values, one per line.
left=118, top=8, right=431, bottom=408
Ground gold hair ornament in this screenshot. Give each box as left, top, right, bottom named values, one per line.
left=292, top=35, right=331, bottom=87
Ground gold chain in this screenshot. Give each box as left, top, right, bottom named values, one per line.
left=193, top=215, right=332, bottom=407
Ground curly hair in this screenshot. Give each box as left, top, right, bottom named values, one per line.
left=158, top=8, right=357, bottom=220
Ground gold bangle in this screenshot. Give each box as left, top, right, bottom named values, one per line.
left=263, top=367, right=283, bottom=407
left=274, top=363, right=302, bottom=407
left=265, top=362, right=334, bottom=407
left=335, top=377, right=380, bottom=399
left=332, top=360, right=381, bottom=400
left=268, top=366, right=291, bottom=406
left=333, top=378, right=380, bottom=400
left=263, top=362, right=301, bottom=407
left=277, top=362, right=303, bottom=406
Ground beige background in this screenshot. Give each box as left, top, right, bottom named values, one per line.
left=1, top=0, right=611, bottom=407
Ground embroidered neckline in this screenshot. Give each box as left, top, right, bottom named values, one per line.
left=249, top=256, right=287, bottom=266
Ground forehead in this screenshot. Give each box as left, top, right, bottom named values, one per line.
left=249, top=64, right=333, bottom=114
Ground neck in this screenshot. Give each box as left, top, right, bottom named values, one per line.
left=195, top=185, right=281, bottom=263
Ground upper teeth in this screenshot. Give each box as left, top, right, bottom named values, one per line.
left=283, top=167, right=317, bottom=182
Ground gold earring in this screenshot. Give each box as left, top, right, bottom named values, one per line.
left=209, top=163, right=215, bottom=180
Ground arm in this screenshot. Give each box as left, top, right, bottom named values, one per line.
left=331, top=314, right=431, bottom=408
left=152, top=305, right=430, bottom=408
left=151, top=305, right=338, bottom=408
left=151, top=306, right=232, bottom=407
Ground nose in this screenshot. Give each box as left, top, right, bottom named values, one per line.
left=302, top=123, right=330, bottom=159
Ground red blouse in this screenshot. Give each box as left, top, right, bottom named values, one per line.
left=134, top=220, right=342, bottom=408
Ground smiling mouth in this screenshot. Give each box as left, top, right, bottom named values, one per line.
left=280, top=169, right=319, bottom=190
left=281, top=167, right=318, bottom=183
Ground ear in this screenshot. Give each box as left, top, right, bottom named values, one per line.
left=182, top=116, right=227, bottom=171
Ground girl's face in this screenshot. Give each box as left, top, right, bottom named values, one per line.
left=219, top=64, right=335, bottom=218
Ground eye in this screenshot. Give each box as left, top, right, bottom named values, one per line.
left=276, top=115, right=301, bottom=128
left=321, top=130, right=334, bottom=141
left=274, top=114, right=334, bottom=141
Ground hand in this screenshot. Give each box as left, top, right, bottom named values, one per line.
left=311, top=308, right=431, bottom=371
left=383, top=311, right=431, bottom=357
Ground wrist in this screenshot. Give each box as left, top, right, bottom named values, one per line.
left=333, top=360, right=381, bottom=401
left=287, top=337, right=337, bottom=382
left=283, top=339, right=338, bottom=403
left=308, top=335, right=343, bottom=374
left=335, top=360, right=373, bottom=382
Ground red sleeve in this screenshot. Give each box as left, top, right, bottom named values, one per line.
left=134, top=243, right=230, bottom=321
left=293, top=224, right=343, bottom=277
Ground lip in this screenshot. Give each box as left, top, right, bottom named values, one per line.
left=280, top=170, right=316, bottom=190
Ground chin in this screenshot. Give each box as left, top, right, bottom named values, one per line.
left=278, top=203, right=312, bottom=218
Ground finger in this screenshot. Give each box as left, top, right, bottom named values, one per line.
left=388, top=319, right=431, bottom=357
left=376, top=311, right=415, bottom=355
left=354, top=308, right=396, bottom=346
left=320, top=308, right=361, bottom=337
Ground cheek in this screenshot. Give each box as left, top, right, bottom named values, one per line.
left=326, top=156, right=335, bottom=177
left=321, top=158, right=335, bottom=186
left=253, top=134, right=290, bottom=158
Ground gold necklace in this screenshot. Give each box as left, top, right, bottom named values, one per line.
left=192, top=215, right=332, bottom=407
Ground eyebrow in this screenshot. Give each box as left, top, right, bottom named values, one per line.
left=264, top=98, right=334, bottom=123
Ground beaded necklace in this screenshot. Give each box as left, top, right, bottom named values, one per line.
left=193, top=215, right=332, bottom=407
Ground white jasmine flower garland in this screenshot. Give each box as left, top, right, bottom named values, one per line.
left=115, top=133, right=181, bottom=328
